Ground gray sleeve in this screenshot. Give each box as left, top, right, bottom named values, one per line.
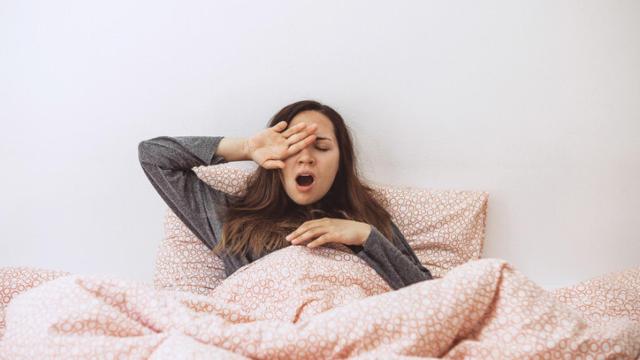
left=351, top=222, right=433, bottom=290
left=137, top=136, right=235, bottom=251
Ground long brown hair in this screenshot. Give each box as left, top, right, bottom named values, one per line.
left=213, top=100, right=396, bottom=260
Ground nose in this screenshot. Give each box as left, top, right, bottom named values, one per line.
left=296, top=146, right=315, bottom=165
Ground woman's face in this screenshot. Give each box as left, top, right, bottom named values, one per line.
left=280, top=110, right=340, bottom=206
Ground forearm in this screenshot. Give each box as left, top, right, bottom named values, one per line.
left=139, top=136, right=226, bottom=169
left=217, top=137, right=251, bottom=162
left=353, top=226, right=432, bottom=290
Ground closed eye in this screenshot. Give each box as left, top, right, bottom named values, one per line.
left=315, top=146, right=329, bottom=152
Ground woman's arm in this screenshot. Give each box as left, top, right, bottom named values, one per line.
left=389, top=222, right=434, bottom=279
left=216, top=137, right=251, bottom=162
left=349, top=222, right=433, bottom=290
left=138, top=136, right=239, bottom=253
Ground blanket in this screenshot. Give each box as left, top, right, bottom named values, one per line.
left=1, top=244, right=639, bottom=359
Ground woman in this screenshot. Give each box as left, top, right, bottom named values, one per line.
left=138, top=100, right=432, bottom=290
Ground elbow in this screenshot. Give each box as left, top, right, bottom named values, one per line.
left=138, top=140, right=150, bottom=164
left=138, top=138, right=161, bottom=164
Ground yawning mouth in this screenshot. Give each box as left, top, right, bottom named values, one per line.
left=295, top=174, right=315, bottom=186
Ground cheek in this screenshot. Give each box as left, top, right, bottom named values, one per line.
left=286, top=157, right=300, bottom=170
left=330, top=155, right=340, bottom=173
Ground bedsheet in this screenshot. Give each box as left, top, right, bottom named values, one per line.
left=0, top=244, right=639, bottom=359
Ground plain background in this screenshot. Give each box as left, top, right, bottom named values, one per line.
left=1, top=0, right=638, bottom=289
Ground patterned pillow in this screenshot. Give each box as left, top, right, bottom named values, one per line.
left=153, top=208, right=227, bottom=296
left=153, top=163, right=489, bottom=295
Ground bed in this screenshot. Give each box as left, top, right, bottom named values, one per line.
left=1, top=164, right=638, bottom=359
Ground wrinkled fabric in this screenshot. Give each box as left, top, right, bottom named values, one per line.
left=1, top=245, right=639, bottom=359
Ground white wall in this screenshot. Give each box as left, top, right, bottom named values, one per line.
left=1, top=0, right=638, bottom=289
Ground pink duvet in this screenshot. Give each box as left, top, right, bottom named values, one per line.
left=1, top=244, right=639, bottom=359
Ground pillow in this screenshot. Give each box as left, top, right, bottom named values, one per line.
left=365, top=182, right=488, bottom=278
left=153, top=208, right=227, bottom=296
left=153, top=163, right=488, bottom=295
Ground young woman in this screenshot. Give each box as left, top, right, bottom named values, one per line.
left=138, top=100, right=432, bottom=290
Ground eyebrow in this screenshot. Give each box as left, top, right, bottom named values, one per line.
left=315, top=137, right=333, bottom=142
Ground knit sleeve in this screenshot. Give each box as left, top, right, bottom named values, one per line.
left=137, top=136, right=234, bottom=251
left=350, top=222, right=433, bottom=290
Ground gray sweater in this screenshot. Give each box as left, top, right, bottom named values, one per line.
left=138, top=136, right=433, bottom=290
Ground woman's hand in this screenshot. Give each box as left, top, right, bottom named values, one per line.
left=245, top=121, right=318, bottom=170
left=285, top=218, right=372, bottom=248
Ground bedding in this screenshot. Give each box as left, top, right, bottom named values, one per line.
left=153, top=163, right=489, bottom=296
left=1, top=244, right=639, bottom=359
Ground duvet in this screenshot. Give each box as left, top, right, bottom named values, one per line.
left=0, top=244, right=639, bottom=359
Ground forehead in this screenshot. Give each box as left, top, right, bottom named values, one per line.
left=289, top=111, right=335, bottom=140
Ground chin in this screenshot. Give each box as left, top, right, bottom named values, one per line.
left=291, top=196, right=318, bottom=206
left=287, top=189, right=326, bottom=206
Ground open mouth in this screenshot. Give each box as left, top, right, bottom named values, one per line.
left=296, top=175, right=314, bottom=186
left=295, top=174, right=315, bottom=191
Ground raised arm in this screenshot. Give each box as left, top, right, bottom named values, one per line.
left=138, top=123, right=320, bottom=277
left=138, top=136, right=239, bottom=251
left=349, top=221, right=433, bottom=290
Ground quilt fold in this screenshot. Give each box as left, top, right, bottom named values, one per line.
left=1, top=245, right=638, bottom=359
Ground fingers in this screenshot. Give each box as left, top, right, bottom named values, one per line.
left=285, top=125, right=317, bottom=146
left=286, top=218, right=328, bottom=243
left=289, top=226, right=327, bottom=246
left=262, top=159, right=286, bottom=169
left=282, top=122, right=318, bottom=139
left=272, top=121, right=288, bottom=132
left=281, top=122, right=307, bottom=138
left=306, top=234, right=331, bottom=248
left=286, top=134, right=317, bottom=157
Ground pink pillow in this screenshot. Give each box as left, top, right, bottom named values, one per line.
left=366, top=183, right=488, bottom=278
left=153, top=164, right=488, bottom=295
left=153, top=209, right=227, bottom=296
